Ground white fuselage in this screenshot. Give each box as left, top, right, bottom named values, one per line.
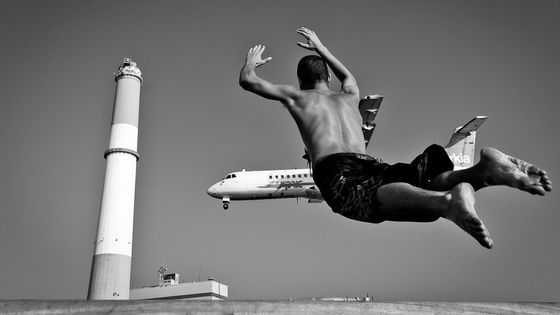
left=207, top=168, right=322, bottom=203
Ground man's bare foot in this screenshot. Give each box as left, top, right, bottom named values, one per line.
left=446, top=183, right=493, bottom=249
left=479, top=148, right=552, bottom=195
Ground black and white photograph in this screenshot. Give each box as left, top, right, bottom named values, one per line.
left=1, top=1, right=558, bottom=313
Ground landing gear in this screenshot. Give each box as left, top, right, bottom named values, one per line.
left=221, top=197, right=231, bottom=210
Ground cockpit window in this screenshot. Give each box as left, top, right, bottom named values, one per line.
left=226, top=174, right=236, bottom=179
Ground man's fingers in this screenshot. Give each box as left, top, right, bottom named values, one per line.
left=298, top=27, right=314, bottom=35
left=248, top=45, right=265, bottom=56
left=297, top=42, right=312, bottom=50
left=255, top=56, right=272, bottom=68
left=249, top=45, right=258, bottom=54
left=297, top=28, right=310, bottom=38
left=247, top=44, right=272, bottom=66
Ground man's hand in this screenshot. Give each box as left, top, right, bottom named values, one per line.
left=296, top=27, right=324, bottom=51
left=244, top=45, right=272, bottom=69
left=240, top=44, right=299, bottom=102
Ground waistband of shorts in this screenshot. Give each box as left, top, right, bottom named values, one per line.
left=315, top=152, right=380, bottom=166
left=313, top=153, right=383, bottom=177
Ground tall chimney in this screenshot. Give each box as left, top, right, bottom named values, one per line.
left=88, top=58, right=142, bottom=300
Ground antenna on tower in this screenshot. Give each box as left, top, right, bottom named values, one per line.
left=158, top=264, right=167, bottom=285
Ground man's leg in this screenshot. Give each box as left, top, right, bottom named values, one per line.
left=429, top=148, right=552, bottom=194
left=375, top=182, right=493, bottom=249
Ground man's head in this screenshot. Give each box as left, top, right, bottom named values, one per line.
left=297, top=55, right=330, bottom=89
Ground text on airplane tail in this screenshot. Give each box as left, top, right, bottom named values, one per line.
left=448, top=153, right=472, bottom=164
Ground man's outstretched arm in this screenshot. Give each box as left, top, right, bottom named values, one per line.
left=297, top=27, right=359, bottom=96
left=239, top=45, right=299, bottom=104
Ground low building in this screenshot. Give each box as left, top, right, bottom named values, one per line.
left=131, top=273, right=228, bottom=300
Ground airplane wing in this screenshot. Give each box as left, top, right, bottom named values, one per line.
left=304, top=187, right=322, bottom=201
left=359, top=95, right=383, bottom=148
left=307, top=199, right=323, bottom=203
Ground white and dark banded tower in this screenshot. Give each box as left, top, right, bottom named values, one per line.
left=88, top=58, right=142, bottom=300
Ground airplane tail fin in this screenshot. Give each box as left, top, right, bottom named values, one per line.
left=444, top=116, right=487, bottom=170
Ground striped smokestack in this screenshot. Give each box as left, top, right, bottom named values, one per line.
left=88, top=58, right=142, bottom=300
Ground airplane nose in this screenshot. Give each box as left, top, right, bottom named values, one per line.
left=207, top=183, right=219, bottom=198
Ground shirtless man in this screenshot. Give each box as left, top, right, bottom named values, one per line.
left=239, top=27, right=552, bottom=249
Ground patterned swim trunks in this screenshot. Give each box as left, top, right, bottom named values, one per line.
left=313, top=144, right=454, bottom=223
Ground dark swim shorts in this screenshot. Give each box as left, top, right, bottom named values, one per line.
left=312, top=144, right=454, bottom=223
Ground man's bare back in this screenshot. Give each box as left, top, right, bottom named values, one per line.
left=238, top=27, right=552, bottom=249
left=286, top=89, right=366, bottom=167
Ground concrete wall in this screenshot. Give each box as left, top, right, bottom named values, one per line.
left=1, top=300, right=559, bottom=315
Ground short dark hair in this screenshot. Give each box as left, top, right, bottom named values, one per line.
left=297, top=55, right=329, bottom=85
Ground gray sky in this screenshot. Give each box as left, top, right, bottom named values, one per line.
left=1, top=0, right=559, bottom=301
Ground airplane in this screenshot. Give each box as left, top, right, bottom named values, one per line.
left=207, top=95, right=486, bottom=210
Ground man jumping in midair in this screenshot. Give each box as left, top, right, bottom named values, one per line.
left=239, top=27, right=552, bottom=249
